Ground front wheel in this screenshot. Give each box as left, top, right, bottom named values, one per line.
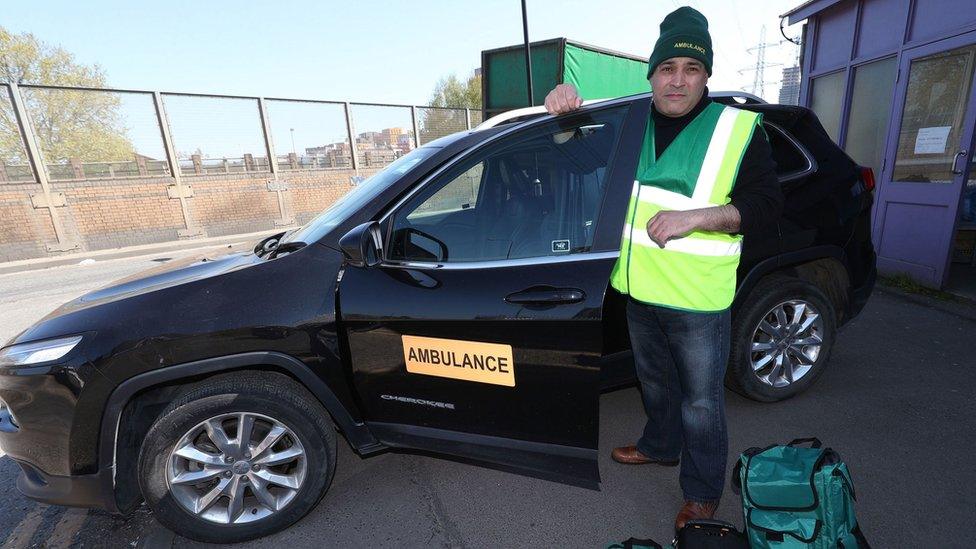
left=138, top=372, right=336, bottom=543
left=727, top=275, right=838, bottom=402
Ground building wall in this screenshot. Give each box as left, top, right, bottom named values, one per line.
left=795, top=0, right=976, bottom=287
left=0, top=167, right=380, bottom=263
left=799, top=0, right=976, bottom=113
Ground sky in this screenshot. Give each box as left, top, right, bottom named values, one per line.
left=3, top=0, right=805, bottom=159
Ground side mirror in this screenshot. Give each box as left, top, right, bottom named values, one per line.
left=338, top=221, right=383, bottom=267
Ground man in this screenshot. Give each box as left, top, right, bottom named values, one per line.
left=544, top=6, right=783, bottom=531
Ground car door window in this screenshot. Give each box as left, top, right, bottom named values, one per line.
left=406, top=164, right=483, bottom=222
left=765, top=122, right=814, bottom=182
left=388, top=107, right=628, bottom=263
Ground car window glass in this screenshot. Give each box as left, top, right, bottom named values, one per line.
left=388, top=106, right=628, bottom=263
left=765, top=124, right=810, bottom=180
left=406, top=164, right=483, bottom=223
left=282, top=146, right=439, bottom=244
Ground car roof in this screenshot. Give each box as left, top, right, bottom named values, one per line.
left=477, top=90, right=768, bottom=129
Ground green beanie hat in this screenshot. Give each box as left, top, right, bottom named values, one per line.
left=647, top=6, right=713, bottom=77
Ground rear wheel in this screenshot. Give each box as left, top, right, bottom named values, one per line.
left=138, top=372, right=336, bottom=543
left=728, top=275, right=837, bottom=402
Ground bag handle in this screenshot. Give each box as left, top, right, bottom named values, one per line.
left=682, top=518, right=740, bottom=531
left=787, top=437, right=822, bottom=448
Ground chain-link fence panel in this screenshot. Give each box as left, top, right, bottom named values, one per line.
left=265, top=99, right=351, bottom=170
left=161, top=94, right=268, bottom=176
left=469, top=109, right=485, bottom=127
left=417, top=107, right=468, bottom=146
left=0, top=85, right=35, bottom=183
left=349, top=104, right=414, bottom=168
left=18, top=87, right=168, bottom=181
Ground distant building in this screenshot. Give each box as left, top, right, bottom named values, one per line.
left=396, top=134, right=415, bottom=153
left=362, top=148, right=396, bottom=166
left=305, top=143, right=348, bottom=156
left=379, top=127, right=405, bottom=148
left=357, top=131, right=382, bottom=146
left=778, top=65, right=801, bottom=105
left=305, top=142, right=352, bottom=168
left=303, top=126, right=412, bottom=167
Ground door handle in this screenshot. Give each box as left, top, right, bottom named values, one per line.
left=952, top=150, right=968, bottom=175
left=505, top=287, right=586, bottom=304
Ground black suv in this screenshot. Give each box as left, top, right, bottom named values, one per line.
left=0, top=92, right=876, bottom=543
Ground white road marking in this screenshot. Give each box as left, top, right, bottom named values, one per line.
left=46, top=508, right=89, bottom=547
left=2, top=505, right=46, bottom=549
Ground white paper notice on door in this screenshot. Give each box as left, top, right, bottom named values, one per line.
left=914, top=126, right=952, bottom=154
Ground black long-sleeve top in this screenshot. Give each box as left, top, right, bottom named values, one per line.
left=651, top=90, right=784, bottom=234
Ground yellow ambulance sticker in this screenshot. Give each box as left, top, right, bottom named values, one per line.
left=401, top=335, right=515, bottom=387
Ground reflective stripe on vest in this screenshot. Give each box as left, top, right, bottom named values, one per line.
left=609, top=105, right=761, bottom=312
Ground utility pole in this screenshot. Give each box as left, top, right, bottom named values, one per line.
left=753, top=26, right=767, bottom=97
left=739, top=25, right=784, bottom=99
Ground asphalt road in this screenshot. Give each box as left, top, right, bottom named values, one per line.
left=0, top=252, right=973, bottom=548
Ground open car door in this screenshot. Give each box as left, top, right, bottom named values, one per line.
left=337, top=101, right=647, bottom=487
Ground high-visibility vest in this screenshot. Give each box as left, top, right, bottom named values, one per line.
left=609, top=102, right=762, bottom=312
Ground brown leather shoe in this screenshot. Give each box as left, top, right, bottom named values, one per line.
left=610, top=445, right=679, bottom=465
left=674, top=499, right=719, bottom=531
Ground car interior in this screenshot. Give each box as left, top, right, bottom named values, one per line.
left=388, top=114, right=623, bottom=263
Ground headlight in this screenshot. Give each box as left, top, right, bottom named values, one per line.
left=0, top=336, right=83, bottom=367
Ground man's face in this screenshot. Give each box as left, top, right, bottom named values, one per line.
left=650, top=57, right=708, bottom=117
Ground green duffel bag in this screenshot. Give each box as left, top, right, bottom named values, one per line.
left=731, top=438, right=869, bottom=549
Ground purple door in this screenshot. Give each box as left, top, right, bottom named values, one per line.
left=873, top=32, right=976, bottom=287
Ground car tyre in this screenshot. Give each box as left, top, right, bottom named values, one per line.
left=727, top=274, right=837, bottom=402
left=138, top=371, right=336, bottom=543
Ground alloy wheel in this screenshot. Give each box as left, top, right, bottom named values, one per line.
left=749, top=299, right=824, bottom=388
left=167, top=412, right=307, bottom=524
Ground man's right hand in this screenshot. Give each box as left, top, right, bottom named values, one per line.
left=544, top=83, right=583, bottom=115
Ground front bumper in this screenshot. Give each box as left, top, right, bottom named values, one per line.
left=13, top=459, right=119, bottom=512
left=0, top=355, right=117, bottom=511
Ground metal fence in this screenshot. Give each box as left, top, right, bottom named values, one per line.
left=0, top=85, right=35, bottom=182
left=0, top=83, right=484, bottom=185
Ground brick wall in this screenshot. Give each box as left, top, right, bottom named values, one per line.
left=0, top=167, right=381, bottom=263
left=0, top=181, right=57, bottom=261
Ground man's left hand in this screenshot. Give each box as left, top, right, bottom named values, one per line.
left=646, top=210, right=700, bottom=247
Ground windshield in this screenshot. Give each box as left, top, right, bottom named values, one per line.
left=282, top=146, right=440, bottom=244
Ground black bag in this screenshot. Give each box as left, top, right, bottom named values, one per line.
left=674, top=519, right=749, bottom=548
left=606, top=519, right=747, bottom=549
left=606, top=537, right=664, bottom=549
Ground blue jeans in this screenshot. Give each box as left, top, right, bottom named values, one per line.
left=626, top=298, right=731, bottom=503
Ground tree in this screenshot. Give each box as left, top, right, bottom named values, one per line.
left=0, top=26, right=134, bottom=166
left=420, top=71, right=482, bottom=145
left=427, top=72, right=482, bottom=109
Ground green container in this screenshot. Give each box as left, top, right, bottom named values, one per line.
left=481, top=38, right=649, bottom=117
